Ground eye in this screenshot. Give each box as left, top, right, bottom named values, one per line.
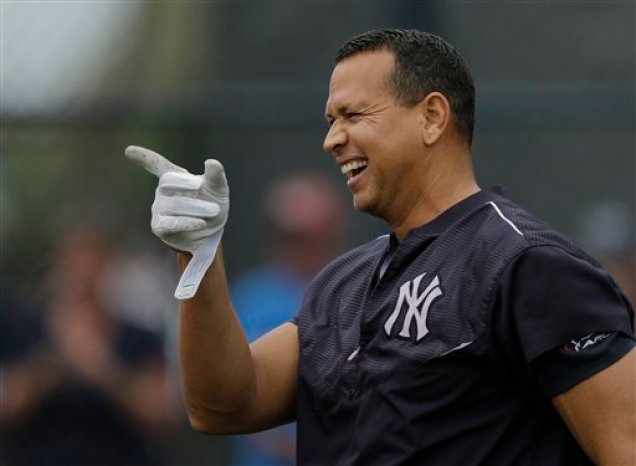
left=345, top=111, right=363, bottom=122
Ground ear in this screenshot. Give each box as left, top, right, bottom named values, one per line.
left=419, top=92, right=451, bottom=146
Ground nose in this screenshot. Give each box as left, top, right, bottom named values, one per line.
left=323, top=121, right=347, bottom=156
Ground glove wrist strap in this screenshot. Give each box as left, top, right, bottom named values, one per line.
left=174, top=230, right=223, bottom=300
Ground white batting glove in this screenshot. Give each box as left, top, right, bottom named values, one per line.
left=150, top=161, right=228, bottom=253
left=125, top=145, right=229, bottom=300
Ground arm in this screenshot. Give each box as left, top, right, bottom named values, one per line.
left=552, top=347, right=635, bottom=465
left=125, top=145, right=298, bottom=434
left=178, top=249, right=298, bottom=434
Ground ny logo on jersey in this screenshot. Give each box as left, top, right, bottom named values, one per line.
left=384, top=272, right=443, bottom=342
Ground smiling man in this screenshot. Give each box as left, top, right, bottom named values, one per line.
left=127, top=29, right=635, bottom=465
left=324, top=40, right=478, bottom=238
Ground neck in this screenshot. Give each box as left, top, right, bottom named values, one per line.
left=390, top=147, right=479, bottom=241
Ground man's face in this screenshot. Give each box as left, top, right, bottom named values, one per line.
left=323, top=49, right=425, bottom=222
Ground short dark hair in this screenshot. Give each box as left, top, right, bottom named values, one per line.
left=336, top=29, right=475, bottom=146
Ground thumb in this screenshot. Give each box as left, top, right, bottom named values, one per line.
left=125, top=145, right=187, bottom=178
left=203, top=159, right=228, bottom=193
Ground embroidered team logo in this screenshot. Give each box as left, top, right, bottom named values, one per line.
left=384, top=272, right=443, bottom=342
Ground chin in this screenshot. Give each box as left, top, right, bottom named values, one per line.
left=352, top=195, right=377, bottom=216
left=352, top=195, right=366, bottom=212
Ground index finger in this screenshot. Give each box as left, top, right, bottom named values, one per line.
left=125, top=145, right=187, bottom=178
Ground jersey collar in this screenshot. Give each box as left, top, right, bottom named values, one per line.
left=392, top=187, right=508, bottom=244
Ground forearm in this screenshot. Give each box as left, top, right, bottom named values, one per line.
left=125, top=147, right=282, bottom=433
left=177, top=248, right=257, bottom=432
left=126, top=146, right=248, bottom=432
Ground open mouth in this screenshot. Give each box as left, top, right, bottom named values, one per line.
left=340, top=160, right=368, bottom=181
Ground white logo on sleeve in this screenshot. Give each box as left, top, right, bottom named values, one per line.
left=384, top=272, right=443, bottom=342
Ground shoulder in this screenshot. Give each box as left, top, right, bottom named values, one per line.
left=297, top=235, right=388, bottom=318
left=499, top=244, right=620, bottom=314
left=468, top=196, right=561, bottom=246
left=505, top=244, right=602, bottom=280
left=494, top=243, right=634, bottom=361
left=445, top=193, right=630, bottom=325
left=458, top=194, right=597, bottom=273
left=309, top=234, right=389, bottom=287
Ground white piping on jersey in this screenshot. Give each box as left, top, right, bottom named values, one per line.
left=487, top=201, right=524, bottom=236
left=347, top=346, right=361, bottom=361
left=440, top=341, right=474, bottom=357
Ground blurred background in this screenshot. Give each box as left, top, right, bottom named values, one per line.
left=1, top=1, right=633, bottom=465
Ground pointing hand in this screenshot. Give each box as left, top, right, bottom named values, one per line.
left=125, top=145, right=229, bottom=299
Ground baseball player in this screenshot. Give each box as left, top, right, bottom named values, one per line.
left=127, top=29, right=635, bottom=465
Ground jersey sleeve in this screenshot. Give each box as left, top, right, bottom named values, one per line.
left=493, top=245, right=635, bottom=397
left=532, top=331, right=634, bottom=397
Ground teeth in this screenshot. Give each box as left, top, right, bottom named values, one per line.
left=340, top=160, right=368, bottom=176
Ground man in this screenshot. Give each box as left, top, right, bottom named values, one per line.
left=126, top=29, right=635, bottom=465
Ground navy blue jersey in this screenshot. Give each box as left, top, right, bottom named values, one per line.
left=295, top=188, right=634, bottom=465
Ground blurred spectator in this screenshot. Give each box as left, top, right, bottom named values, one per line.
left=229, top=172, right=349, bottom=466
left=104, top=249, right=177, bottom=335
left=1, top=224, right=179, bottom=465
left=577, top=200, right=635, bottom=304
